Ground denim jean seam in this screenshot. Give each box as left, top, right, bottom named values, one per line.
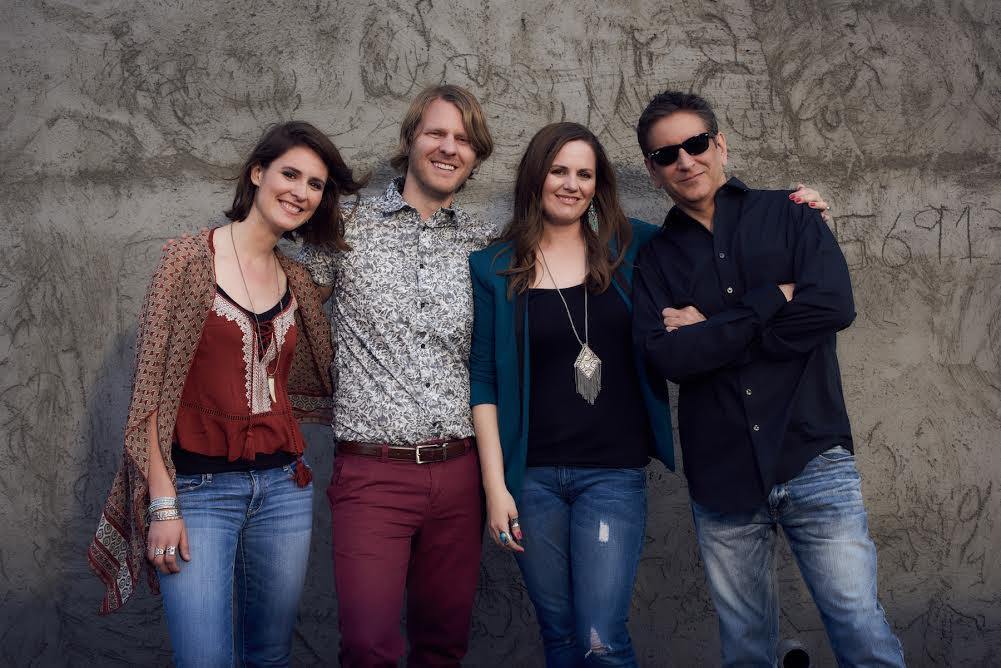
left=246, top=471, right=262, bottom=518
left=237, top=531, right=248, bottom=666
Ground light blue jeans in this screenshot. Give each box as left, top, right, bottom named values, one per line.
left=515, top=466, right=647, bottom=668
left=157, top=461, right=313, bottom=668
left=691, top=446, right=905, bottom=667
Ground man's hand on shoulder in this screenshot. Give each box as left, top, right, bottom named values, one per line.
left=162, top=227, right=210, bottom=251
left=663, top=305, right=706, bottom=332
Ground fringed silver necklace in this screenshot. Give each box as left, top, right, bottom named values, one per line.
left=537, top=246, right=602, bottom=404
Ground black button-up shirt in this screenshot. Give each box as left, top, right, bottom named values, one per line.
left=633, top=177, right=856, bottom=512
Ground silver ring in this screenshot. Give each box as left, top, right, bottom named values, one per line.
left=154, top=547, right=165, bottom=557
left=165, top=546, right=177, bottom=556
left=510, top=519, right=520, bottom=529
left=499, top=531, right=510, bottom=545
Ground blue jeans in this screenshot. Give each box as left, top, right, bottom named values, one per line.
left=691, top=446, right=905, bottom=667
left=157, top=462, right=313, bottom=668
left=515, top=466, right=647, bottom=668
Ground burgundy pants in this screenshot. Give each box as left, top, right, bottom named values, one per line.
left=328, top=448, right=484, bottom=668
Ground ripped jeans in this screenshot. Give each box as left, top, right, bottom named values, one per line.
left=515, top=466, right=646, bottom=667
left=691, top=446, right=904, bottom=667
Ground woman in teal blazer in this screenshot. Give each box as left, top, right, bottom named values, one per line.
left=468, top=122, right=674, bottom=667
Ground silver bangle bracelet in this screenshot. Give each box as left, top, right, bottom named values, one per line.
left=150, top=508, right=183, bottom=522
left=148, top=496, right=178, bottom=513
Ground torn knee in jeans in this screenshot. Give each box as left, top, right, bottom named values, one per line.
left=584, top=627, right=612, bottom=657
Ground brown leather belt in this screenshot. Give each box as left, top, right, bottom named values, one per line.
left=336, top=437, right=475, bottom=464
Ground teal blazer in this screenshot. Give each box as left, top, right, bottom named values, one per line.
left=468, top=219, right=675, bottom=502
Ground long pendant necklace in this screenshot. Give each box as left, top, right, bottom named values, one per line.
left=537, top=246, right=602, bottom=404
left=231, top=224, right=282, bottom=403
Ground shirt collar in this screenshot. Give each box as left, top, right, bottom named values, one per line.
left=376, top=176, right=462, bottom=228
left=664, top=175, right=749, bottom=228
left=375, top=177, right=410, bottom=214
left=722, top=175, right=749, bottom=193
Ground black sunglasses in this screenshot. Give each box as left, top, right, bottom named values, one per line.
left=647, top=132, right=714, bottom=166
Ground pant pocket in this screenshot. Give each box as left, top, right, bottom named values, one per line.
left=175, top=473, right=212, bottom=493
left=817, top=445, right=853, bottom=463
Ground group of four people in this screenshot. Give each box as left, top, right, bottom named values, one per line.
left=89, top=84, right=905, bottom=667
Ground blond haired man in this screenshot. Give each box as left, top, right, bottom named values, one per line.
left=298, top=85, right=494, bottom=667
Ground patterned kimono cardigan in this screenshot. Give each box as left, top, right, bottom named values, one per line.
left=87, top=229, right=333, bottom=614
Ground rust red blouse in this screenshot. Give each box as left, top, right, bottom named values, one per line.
left=173, top=231, right=307, bottom=470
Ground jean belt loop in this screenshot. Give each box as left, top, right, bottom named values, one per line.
left=380, top=444, right=389, bottom=463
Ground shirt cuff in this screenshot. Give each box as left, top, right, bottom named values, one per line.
left=469, top=380, right=497, bottom=406
left=739, top=284, right=787, bottom=324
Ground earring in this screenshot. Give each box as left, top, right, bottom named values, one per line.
left=587, top=202, right=599, bottom=234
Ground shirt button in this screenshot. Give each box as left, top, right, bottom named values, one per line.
left=420, top=302, right=427, bottom=308
left=425, top=382, right=431, bottom=388
left=745, top=388, right=752, bottom=396
left=420, top=263, right=426, bottom=269
left=718, top=252, right=726, bottom=259
left=420, top=343, right=426, bottom=349
left=726, top=286, right=734, bottom=294
left=752, top=424, right=760, bottom=431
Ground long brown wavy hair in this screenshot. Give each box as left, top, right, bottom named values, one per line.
left=500, top=122, right=632, bottom=298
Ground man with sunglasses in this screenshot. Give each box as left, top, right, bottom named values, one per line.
left=632, top=91, right=904, bottom=667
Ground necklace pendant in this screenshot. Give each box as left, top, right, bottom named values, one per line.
left=268, top=375, right=276, bottom=403
left=574, top=344, right=602, bottom=405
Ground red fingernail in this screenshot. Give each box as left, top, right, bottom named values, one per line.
left=809, top=202, right=817, bottom=207
left=794, top=198, right=802, bottom=203
left=514, top=530, right=523, bottom=540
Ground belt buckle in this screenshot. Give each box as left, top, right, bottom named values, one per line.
left=415, top=443, right=446, bottom=464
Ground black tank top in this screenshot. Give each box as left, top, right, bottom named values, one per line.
left=525, top=284, right=652, bottom=468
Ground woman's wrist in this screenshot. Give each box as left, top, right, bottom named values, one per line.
left=483, top=479, right=510, bottom=500
left=148, top=480, right=176, bottom=498
left=147, top=496, right=182, bottom=521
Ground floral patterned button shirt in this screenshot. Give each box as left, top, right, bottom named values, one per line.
left=297, top=178, right=496, bottom=444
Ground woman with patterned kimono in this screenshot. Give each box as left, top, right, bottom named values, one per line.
left=88, top=121, right=364, bottom=667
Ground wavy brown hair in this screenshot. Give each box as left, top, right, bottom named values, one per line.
left=500, top=122, right=632, bottom=298
left=225, top=121, right=368, bottom=251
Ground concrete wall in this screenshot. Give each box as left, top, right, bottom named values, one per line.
left=2, top=0, right=999, bottom=665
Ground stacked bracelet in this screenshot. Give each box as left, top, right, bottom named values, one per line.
left=148, top=496, right=182, bottom=521
left=149, top=496, right=177, bottom=512
left=150, top=508, right=182, bottom=521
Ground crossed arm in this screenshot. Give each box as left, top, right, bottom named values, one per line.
left=663, top=283, right=795, bottom=331
left=634, top=209, right=854, bottom=383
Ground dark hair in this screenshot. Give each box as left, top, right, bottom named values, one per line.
left=636, top=90, right=719, bottom=155
left=225, top=121, right=368, bottom=251
left=499, top=122, right=632, bottom=298
left=389, top=84, right=494, bottom=176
